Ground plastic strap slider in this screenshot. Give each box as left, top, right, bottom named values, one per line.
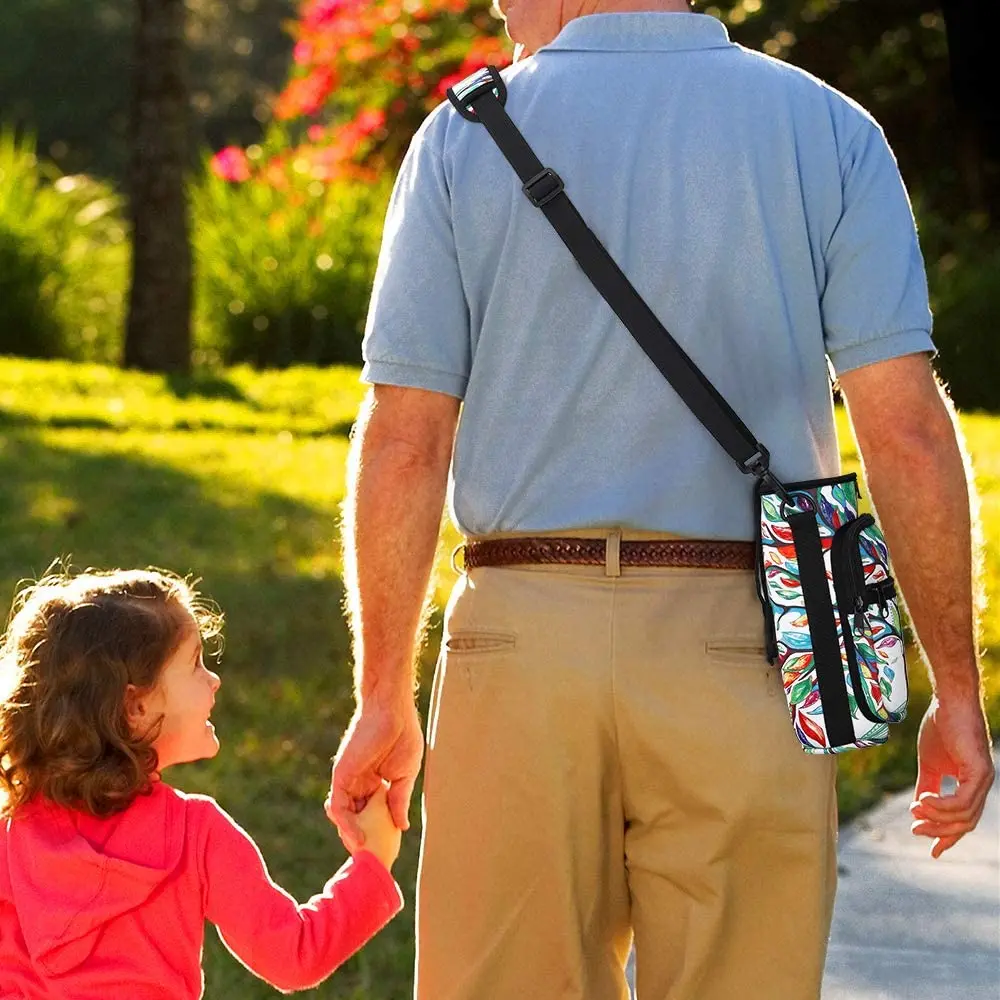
left=523, top=168, right=564, bottom=208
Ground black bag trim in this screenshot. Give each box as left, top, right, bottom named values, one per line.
left=830, top=515, right=893, bottom=725
left=758, top=472, right=859, bottom=496
left=753, top=479, right=780, bottom=664
left=787, top=511, right=856, bottom=748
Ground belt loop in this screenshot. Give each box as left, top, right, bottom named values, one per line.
left=605, top=530, right=622, bottom=578
left=451, top=543, right=467, bottom=574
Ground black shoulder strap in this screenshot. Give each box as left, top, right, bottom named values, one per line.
left=447, top=67, right=790, bottom=504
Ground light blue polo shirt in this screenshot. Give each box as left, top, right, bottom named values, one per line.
left=361, top=12, right=934, bottom=541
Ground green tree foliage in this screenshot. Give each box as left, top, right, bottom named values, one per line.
left=0, top=0, right=295, bottom=181
left=0, top=130, right=129, bottom=363
left=190, top=164, right=391, bottom=367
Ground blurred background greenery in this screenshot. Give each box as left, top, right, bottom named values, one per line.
left=0, top=0, right=997, bottom=398
left=1, top=1, right=998, bottom=996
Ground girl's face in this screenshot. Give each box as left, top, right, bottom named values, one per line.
left=130, top=617, right=222, bottom=770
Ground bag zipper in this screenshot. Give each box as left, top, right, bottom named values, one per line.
left=831, top=513, right=874, bottom=611
left=830, top=514, right=887, bottom=724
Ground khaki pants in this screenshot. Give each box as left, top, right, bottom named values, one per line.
left=417, top=532, right=838, bottom=1000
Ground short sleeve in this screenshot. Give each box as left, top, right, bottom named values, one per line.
left=822, top=121, right=935, bottom=376
left=361, top=113, right=471, bottom=398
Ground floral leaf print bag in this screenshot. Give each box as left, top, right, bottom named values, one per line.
left=755, top=475, right=907, bottom=752
left=448, top=68, right=908, bottom=753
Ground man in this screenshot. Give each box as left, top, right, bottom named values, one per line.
left=327, top=2, right=995, bottom=998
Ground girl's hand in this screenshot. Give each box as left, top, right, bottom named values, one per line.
left=326, top=697, right=424, bottom=850
left=352, top=782, right=401, bottom=871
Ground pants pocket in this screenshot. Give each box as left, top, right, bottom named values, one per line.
left=704, top=638, right=780, bottom=695
left=444, top=630, right=517, bottom=654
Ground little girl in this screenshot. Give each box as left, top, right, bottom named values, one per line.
left=0, top=568, right=403, bottom=999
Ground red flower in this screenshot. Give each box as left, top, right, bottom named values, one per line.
left=211, top=146, right=251, bottom=183
left=275, top=66, right=337, bottom=120
left=303, top=0, right=358, bottom=31
left=264, top=0, right=514, bottom=176
left=435, top=72, right=465, bottom=98
left=354, top=108, right=386, bottom=136
left=345, top=40, right=378, bottom=63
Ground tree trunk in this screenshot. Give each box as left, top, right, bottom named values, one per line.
left=123, top=0, right=192, bottom=373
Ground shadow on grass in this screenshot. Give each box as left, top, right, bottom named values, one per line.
left=0, top=429, right=424, bottom=1000
left=0, top=405, right=353, bottom=437
left=0, top=410, right=119, bottom=431
left=165, top=370, right=253, bottom=405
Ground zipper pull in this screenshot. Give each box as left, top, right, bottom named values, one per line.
left=863, top=579, right=896, bottom=617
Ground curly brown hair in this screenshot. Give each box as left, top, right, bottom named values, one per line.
left=0, top=567, right=223, bottom=819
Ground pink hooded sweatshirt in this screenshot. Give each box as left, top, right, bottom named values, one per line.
left=0, top=782, right=403, bottom=998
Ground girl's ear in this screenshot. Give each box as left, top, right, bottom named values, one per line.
left=125, top=683, right=152, bottom=732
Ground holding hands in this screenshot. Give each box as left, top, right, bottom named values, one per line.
left=351, top=782, right=402, bottom=871
left=326, top=695, right=425, bottom=868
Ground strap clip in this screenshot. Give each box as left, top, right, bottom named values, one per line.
left=446, top=65, right=507, bottom=122
left=742, top=446, right=794, bottom=506
left=523, top=168, right=564, bottom=208
left=740, top=447, right=771, bottom=479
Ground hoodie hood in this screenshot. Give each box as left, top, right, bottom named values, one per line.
left=2, top=781, right=186, bottom=975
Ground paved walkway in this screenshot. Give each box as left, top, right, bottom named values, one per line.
left=624, top=757, right=999, bottom=999
left=822, top=756, right=1000, bottom=1000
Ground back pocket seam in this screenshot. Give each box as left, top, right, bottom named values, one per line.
left=704, top=640, right=767, bottom=658
left=445, top=630, right=517, bottom=654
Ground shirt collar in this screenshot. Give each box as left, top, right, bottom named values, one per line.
left=541, top=12, right=732, bottom=55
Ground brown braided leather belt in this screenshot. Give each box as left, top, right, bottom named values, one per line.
left=463, top=537, right=756, bottom=571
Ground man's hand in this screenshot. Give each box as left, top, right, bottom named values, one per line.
left=839, top=357, right=994, bottom=857
left=326, top=696, right=424, bottom=850
left=910, top=695, right=994, bottom=858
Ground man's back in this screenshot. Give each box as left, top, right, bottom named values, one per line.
left=339, top=12, right=991, bottom=1000
left=362, top=12, right=932, bottom=538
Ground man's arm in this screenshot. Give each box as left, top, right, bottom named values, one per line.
left=327, top=383, right=460, bottom=847
left=838, top=353, right=994, bottom=856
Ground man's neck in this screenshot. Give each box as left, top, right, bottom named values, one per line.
left=583, top=0, right=692, bottom=15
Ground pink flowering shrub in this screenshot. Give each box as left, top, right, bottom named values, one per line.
left=198, top=0, right=513, bottom=367
left=210, top=147, right=251, bottom=183
left=210, top=0, right=511, bottom=186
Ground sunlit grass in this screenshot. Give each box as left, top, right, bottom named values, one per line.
left=0, top=358, right=995, bottom=997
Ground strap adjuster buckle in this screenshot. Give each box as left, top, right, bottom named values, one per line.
left=523, top=168, right=564, bottom=208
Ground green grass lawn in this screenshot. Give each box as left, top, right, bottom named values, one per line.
left=1, top=357, right=997, bottom=998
